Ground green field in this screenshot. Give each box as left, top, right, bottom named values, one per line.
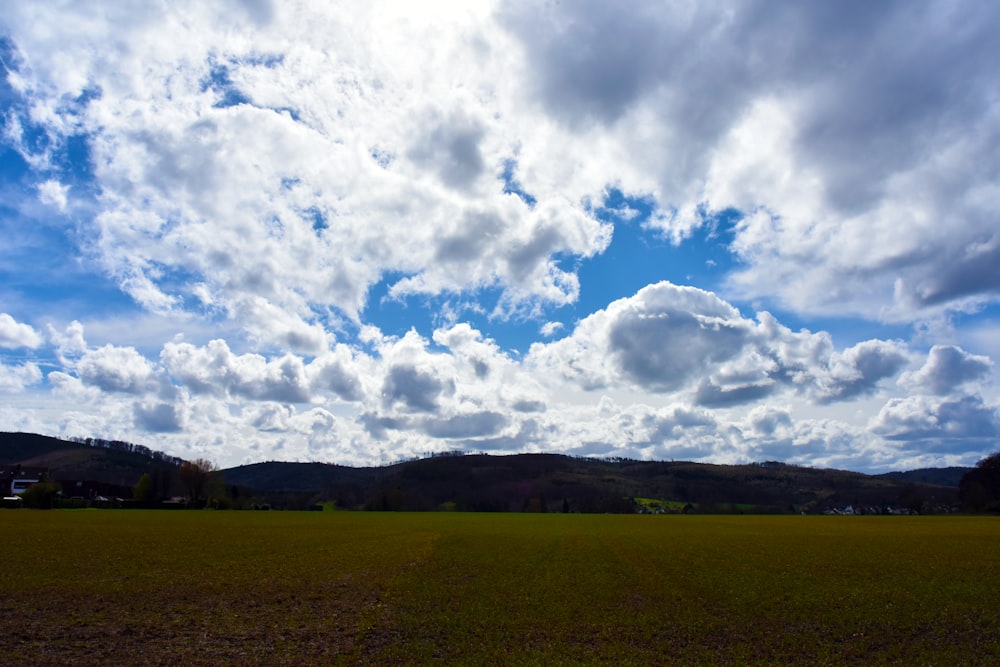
left=2, top=511, right=998, bottom=665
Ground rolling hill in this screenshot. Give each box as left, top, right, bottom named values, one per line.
left=2, top=431, right=968, bottom=513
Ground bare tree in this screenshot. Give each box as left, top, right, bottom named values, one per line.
left=178, top=458, right=217, bottom=505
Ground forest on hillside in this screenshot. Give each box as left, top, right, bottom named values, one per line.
left=4, top=432, right=989, bottom=514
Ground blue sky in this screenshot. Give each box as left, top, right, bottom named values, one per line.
left=1, top=1, right=999, bottom=471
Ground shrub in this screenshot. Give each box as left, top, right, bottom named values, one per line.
left=19, top=480, right=62, bottom=509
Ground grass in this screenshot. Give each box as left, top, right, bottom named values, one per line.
left=1, top=511, right=998, bottom=665
left=633, top=497, right=689, bottom=512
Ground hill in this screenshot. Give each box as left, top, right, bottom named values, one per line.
left=224, top=452, right=966, bottom=514
left=876, top=467, right=971, bottom=487
left=2, top=432, right=968, bottom=513
left=1, top=432, right=183, bottom=491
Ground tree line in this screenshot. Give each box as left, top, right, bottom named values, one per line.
left=70, top=436, right=185, bottom=467
left=959, top=452, right=1000, bottom=512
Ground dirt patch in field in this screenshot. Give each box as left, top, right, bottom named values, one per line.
left=1, top=580, right=385, bottom=665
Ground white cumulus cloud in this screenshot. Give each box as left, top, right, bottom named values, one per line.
left=0, top=313, right=43, bottom=349
left=1, top=1, right=999, bottom=471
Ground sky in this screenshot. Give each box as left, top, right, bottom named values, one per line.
left=1, top=1, right=999, bottom=472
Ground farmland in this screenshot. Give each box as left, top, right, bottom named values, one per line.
left=2, top=511, right=999, bottom=665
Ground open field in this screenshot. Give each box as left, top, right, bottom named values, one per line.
left=2, top=511, right=999, bottom=665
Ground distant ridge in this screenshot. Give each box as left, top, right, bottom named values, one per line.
left=224, top=451, right=966, bottom=513
left=0, top=432, right=182, bottom=487
left=875, top=467, right=971, bottom=488
left=1, top=432, right=970, bottom=513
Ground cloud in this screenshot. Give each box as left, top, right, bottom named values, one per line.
left=231, top=298, right=333, bottom=355
left=609, top=288, right=749, bottom=391
left=899, top=345, right=993, bottom=396
left=812, top=339, right=910, bottom=404
left=381, top=364, right=452, bottom=413
left=500, top=0, right=1000, bottom=320
left=539, top=321, right=563, bottom=337
left=76, top=344, right=158, bottom=394
left=4, top=309, right=990, bottom=471
left=161, top=339, right=317, bottom=404
left=0, top=360, right=42, bottom=391
left=406, top=108, right=487, bottom=192
left=0, top=2, right=611, bottom=348
left=750, top=417, right=876, bottom=470
left=528, top=281, right=912, bottom=406
left=745, top=405, right=793, bottom=438
left=511, top=399, right=545, bottom=413
left=638, top=404, right=718, bottom=444
left=419, top=410, right=508, bottom=439
left=36, top=179, right=69, bottom=211
left=307, top=348, right=365, bottom=402
left=529, top=282, right=752, bottom=391
left=1, top=2, right=998, bottom=473
left=134, top=400, right=186, bottom=433
left=431, top=322, right=511, bottom=382
left=349, top=324, right=551, bottom=447
left=0, top=313, right=43, bottom=349
left=871, top=394, right=1000, bottom=452
left=499, top=0, right=725, bottom=129
left=694, top=380, right=775, bottom=408
left=3, top=0, right=999, bottom=334
left=716, top=9, right=1000, bottom=318
left=248, top=402, right=295, bottom=432
left=47, top=321, right=87, bottom=364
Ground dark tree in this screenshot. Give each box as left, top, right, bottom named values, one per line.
left=959, top=452, right=1000, bottom=512
left=897, top=485, right=925, bottom=514
left=20, top=480, right=61, bottom=509
left=132, top=473, right=154, bottom=501
left=178, top=458, right=217, bottom=505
